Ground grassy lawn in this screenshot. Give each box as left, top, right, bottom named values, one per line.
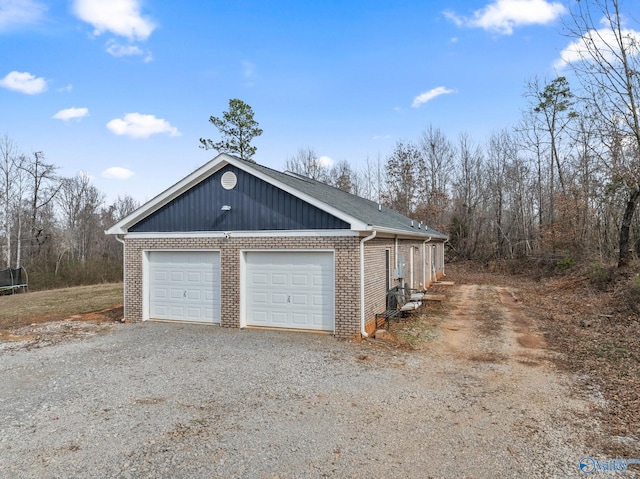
left=0, top=283, right=123, bottom=330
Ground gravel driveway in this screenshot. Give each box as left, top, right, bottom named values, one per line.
left=1, top=285, right=599, bottom=478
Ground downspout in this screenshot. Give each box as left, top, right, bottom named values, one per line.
left=360, top=230, right=377, bottom=338
left=115, top=234, right=126, bottom=322
left=443, top=239, right=449, bottom=276
left=394, top=236, right=399, bottom=276
left=422, top=237, right=431, bottom=288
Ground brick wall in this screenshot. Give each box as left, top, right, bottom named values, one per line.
left=124, top=235, right=361, bottom=338
left=123, top=234, right=443, bottom=339
left=362, top=238, right=392, bottom=334
left=359, top=238, right=442, bottom=333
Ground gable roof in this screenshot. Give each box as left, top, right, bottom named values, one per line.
left=106, top=153, right=447, bottom=240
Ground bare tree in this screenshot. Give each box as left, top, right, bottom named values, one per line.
left=285, top=147, right=330, bottom=183
left=450, top=133, right=486, bottom=259
left=19, top=151, right=60, bottom=259
left=382, top=140, right=420, bottom=217
left=0, top=135, right=25, bottom=267
left=358, top=155, right=385, bottom=202
left=57, top=172, right=104, bottom=263
left=563, top=0, right=640, bottom=266
left=328, top=160, right=355, bottom=193
left=416, top=126, right=454, bottom=230
left=112, top=195, right=139, bottom=221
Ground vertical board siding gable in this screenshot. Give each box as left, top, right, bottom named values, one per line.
left=129, top=165, right=350, bottom=232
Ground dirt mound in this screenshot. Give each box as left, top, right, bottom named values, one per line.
left=0, top=305, right=124, bottom=350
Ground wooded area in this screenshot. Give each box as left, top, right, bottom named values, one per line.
left=0, top=134, right=138, bottom=290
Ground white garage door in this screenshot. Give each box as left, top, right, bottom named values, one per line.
left=246, top=251, right=334, bottom=331
left=149, top=251, right=220, bottom=323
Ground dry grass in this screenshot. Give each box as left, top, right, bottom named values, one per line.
left=0, top=283, right=123, bottom=330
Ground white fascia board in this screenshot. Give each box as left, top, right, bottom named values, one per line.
left=106, top=154, right=234, bottom=235
left=223, top=156, right=369, bottom=231
left=364, top=226, right=447, bottom=240
left=125, top=230, right=359, bottom=240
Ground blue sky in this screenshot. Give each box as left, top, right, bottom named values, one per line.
left=0, top=0, right=589, bottom=203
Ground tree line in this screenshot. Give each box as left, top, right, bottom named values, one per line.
left=285, top=0, right=640, bottom=269
left=0, top=134, right=138, bottom=289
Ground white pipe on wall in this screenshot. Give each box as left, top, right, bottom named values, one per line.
left=115, top=234, right=126, bottom=322
left=360, top=230, right=377, bottom=338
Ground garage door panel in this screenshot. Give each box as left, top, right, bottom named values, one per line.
left=246, top=252, right=334, bottom=331
left=311, top=314, right=325, bottom=327
left=291, top=313, right=310, bottom=326
left=170, top=288, right=183, bottom=299
left=154, top=271, right=168, bottom=281
left=313, top=294, right=328, bottom=306
left=252, top=273, right=268, bottom=285
left=187, top=290, right=201, bottom=300
left=169, top=271, right=184, bottom=282
left=292, top=274, right=308, bottom=286
left=153, top=288, right=167, bottom=299
left=251, top=311, right=267, bottom=324
left=271, top=293, right=288, bottom=304
left=149, top=251, right=220, bottom=323
left=252, top=292, right=268, bottom=304
left=272, top=312, right=288, bottom=324
left=186, top=272, right=201, bottom=282
left=291, top=294, right=308, bottom=305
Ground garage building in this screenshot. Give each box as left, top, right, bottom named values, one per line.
left=106, top=153, right=447, bottom=338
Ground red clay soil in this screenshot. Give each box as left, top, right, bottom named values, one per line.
left=444, top=260, right=640, bottom=458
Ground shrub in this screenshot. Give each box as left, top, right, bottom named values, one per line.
left=625, top=275, right=640, bottom=314
left=589, top=262, right=615, bottom=291
left=556, top=255, right=575, bottom=270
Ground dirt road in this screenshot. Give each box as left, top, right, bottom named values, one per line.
left=390, top=283, right=600, bottom=477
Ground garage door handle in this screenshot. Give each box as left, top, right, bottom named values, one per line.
left=184, top=291, right=187, bottom=298
left=287, top=295, right=291, bottom=303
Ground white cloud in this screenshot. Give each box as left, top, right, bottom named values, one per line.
left=0, top=70, right=47, bottom=94
left=102, top=166, right=134, bottom=179
left=53, top=107, right=89, bottom=121
left=0, top=0, right=47, bottom=30
left=555, top=26, right=640, bottom=69
left=106, top=40, right=153, bottom=61
left=412, top=87, right=455, bottom=108
left=106, top=40, right=141, bottom=57
left=107, top=113, right=180, bottom=138
left=445, top=0, right=566, bottom=35
left=58, top=84, right=73, bottom=92
left=73, top=0, right=155, bottom=41
left=317, top=156, right=334, bottom=168
left=373, top=134, right=391, bottom=140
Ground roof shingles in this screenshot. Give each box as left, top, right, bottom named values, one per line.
left=233, top=156, right=447, bottom=239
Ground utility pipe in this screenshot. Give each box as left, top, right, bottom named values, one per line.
left=115, top=234, right=126, bottom=322
left=394, top=236, right=398, bottom=277
left=422, top=237, right=432, bottom=288
left=360, top=230, right=377, bottom=338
